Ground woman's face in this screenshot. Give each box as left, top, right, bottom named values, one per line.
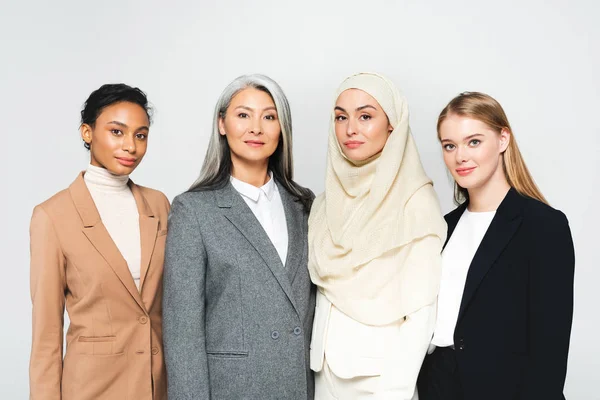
left=334, top=89, right=393, bottom=162
left=439, top=113, right=510, bottom=192
left=81, top=102, right=150, bottom=176
left=219, top=87, right=281, bottom=167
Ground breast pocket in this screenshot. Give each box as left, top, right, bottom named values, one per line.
left=76, top=335, right=122, bottom=356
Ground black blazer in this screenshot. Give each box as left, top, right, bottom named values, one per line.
left=424, top=188, right=575, bottom=400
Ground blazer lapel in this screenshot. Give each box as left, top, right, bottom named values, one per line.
left=130, top=182, right=160, bottom=305
left=443, top=202, right=467, bottom=250
left=456, top=188, right=524, bottom=323
left=216, top=183, right=300, bottom=315
left=278, top=182, right=305, bottom=284
left=69, top=173, right=145, bottom=311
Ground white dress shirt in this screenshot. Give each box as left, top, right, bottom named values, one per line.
left=230, top=173, right=289, bottom=266
left=84, top=164, right=142, bottom=290
left=432, top=209, right=496, bottom=347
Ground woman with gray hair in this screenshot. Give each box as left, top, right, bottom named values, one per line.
left=162, top=74, right=315, bottom=399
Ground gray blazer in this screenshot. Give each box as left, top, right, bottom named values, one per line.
left=163, top=181, right=315, bottom=400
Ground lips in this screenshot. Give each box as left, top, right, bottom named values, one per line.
left=344, top=140, right=364, bottom=149
left=116, top=157, right=137, bottom=167
left=456, top=167, right=476, bottom=176
left=245, top=140, right=265, bottom=147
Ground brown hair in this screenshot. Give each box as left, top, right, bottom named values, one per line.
left=437, top=92, right=547, bottom=205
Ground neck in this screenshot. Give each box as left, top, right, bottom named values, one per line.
left=467, top=170, right=510, bottom=212
left=84, top=164, right=130, bottom=192
left=230, top=155, right=270, bottom=188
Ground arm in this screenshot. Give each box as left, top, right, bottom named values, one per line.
left=521, top=211, right=575, bottom=399
left=162, top=196, right=210, bottom=399
left=382, top=302, right=436, bottom=399
left=29, top=206, right=66, bottom=400
left=383, top=233, right=441, bottom=399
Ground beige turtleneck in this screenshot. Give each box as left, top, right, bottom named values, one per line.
left=84, top=164, right=141, bottom=290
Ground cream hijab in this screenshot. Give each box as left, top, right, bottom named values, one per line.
left=308, top=73, right=447, bottom=325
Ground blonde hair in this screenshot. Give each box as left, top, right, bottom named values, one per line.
left=438, top=92, right=547, bottom=205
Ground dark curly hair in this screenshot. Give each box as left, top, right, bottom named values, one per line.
left=80, top=83, right=152, bottom=150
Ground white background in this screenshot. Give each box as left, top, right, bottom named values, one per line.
left=1, top=0, right=598, bottom=398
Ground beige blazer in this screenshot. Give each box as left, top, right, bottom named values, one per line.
left=29, top=172, right=170, bottom=400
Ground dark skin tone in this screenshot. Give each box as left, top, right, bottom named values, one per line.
left=80, top=102, right=150, bottom=176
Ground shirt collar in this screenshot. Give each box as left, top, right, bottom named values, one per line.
left=230, top=172, right=276, bottom=202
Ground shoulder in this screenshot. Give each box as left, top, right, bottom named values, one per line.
left=521, top=195, right=569, bottom=230
left=310, top=192, right=325, bottom=212
left=170, top=190, right=219, bottom=217
left=33, top=187, right=71, bottom=218
left=444, top=205, right=464, bottom=222
left=307, top=188, right=316, bottom=202
left=135, top=184, right=171, bottom=213
left=136, top=184, right=168, bottom=204
left=406, top=184, right=442, bottom=212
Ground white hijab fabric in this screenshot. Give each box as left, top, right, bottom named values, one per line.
left=308, top=72, right=447, bottom=325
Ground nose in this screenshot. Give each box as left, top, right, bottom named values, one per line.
left=346, top=118, right=357, bottom=137
left=455, top=145, right=467, bottom=164
left=249, top=118, right=262, bottom=136
left=122, top=134, right=136, bottom=153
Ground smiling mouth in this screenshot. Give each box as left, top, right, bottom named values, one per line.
left=245, top=140, right=265, bottom=147
left=116, top=157, right=137, bottom=166
left=344, top=141, right=364, bottom=148
left=456, top=167, right=476, bottom=176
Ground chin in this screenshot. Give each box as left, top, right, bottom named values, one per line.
left=453, top=176, right=476, bottom=190
left=109, top=164, right=136, bottom=176
left=342, top=151, right=368, bottom=162
left=238, top=150, right=276, bottom=163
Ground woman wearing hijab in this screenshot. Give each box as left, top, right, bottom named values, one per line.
left=308, top=72, right=447, bottom=399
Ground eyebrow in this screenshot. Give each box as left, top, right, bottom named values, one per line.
left=440, top=133, right=484, bottom=143
left=334, top=105, right=378, bottom=112
left=234, top=106, right=277, bottom=112
left=106, top=121, right=149, bottom=131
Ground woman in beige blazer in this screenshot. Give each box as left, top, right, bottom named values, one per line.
left=29, top=84, right=169, bottom=400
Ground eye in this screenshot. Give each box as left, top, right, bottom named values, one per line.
left=238, top=113, right=249, bottom=118
left=111, top=129, right=123, bottom=136
left=469, top=139, right=481, bottom=146
left=264, top=114, right=277, bottom=121
left=443, top=143, right=455, bottom=151
left=136, top=133, right=148, bottom=140
left=359, top=114, right=372, bottom=121
left=335, top=115, right=347, bottom=122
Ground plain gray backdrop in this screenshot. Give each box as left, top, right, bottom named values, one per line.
left=1, top=0, right=598, bottom=398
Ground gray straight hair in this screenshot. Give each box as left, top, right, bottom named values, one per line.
left=189, top=74, right=313, bottom=211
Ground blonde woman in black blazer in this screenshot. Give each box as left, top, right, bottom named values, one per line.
left=417, top=92, right=575, bottom=400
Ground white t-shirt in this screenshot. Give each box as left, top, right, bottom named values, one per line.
left=432, top=208, right=496, bottom=347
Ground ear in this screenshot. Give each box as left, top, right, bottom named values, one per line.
left=499, top=128, right=511, bottom=153
left=80, top=124, right=93, bottom=145
left=218, top=117, right=226, bottom=136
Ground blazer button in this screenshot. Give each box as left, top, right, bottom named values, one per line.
left=293, top=327, right=302, bottom=336
left=271, top=331, right=280, bottom=340
left=458, top=338, right=465, bottom=351
left=152, top=347, right=159, bottom=355
left=138, top=316, right=148, bottom=324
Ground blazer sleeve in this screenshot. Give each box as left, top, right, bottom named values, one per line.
left=391, top=302, right=437, bottom=399
left=521, top=210, right=575, bottom=399
left=29, top=205, right=66, bottom=400
left=162, top=195, right=210, bottom=399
